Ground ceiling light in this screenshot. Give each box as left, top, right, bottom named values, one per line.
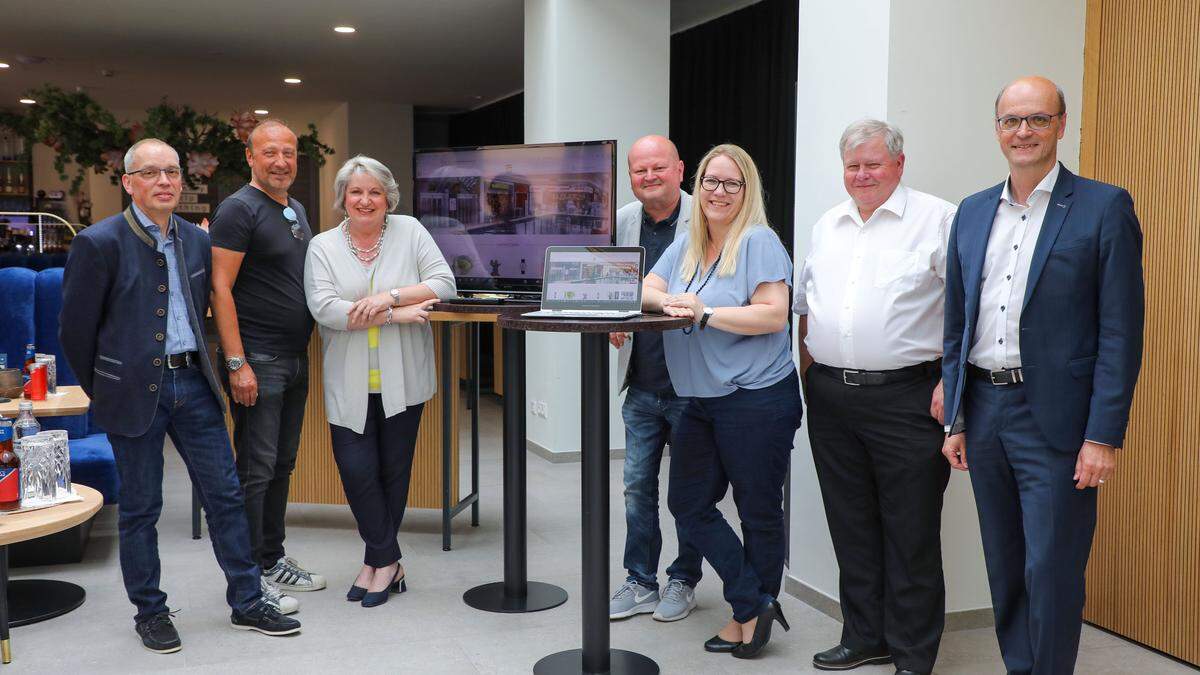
left=0, top=63, right=9, bottom=69
left=19, top=98, right=35, bottom=105
left=283, top=77, right=302, bottom=85
left=333, top=25, right=356, bottom=34
left=254, top=109, right=270, bottom=115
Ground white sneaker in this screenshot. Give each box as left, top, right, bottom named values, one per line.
left=260, top=577, right=299, bottom=615
left=264, top=556, right=327, bottom=592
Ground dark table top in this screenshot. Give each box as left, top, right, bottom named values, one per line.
left=498, top=312, right=692, bottom=334
left=432, top=300, right=540, bottom=314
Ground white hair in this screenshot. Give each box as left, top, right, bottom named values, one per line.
left=839, top=119, right=904, bottom=159
left=123, top=138, right=179, bottom=172
left=333, top=155, right=401, bottom=216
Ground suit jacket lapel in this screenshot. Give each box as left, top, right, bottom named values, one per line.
left=1022, top=165, right=1075, bottom=309
left=965, top=183, right=1005, bottom=320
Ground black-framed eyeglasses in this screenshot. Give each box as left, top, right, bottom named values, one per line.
left=127, top=166, right=183, bottom=181
left=700, top=176, right=745, bottom=194
left=282, top=206, right=304, bottom=241
left=995, top=113, right=1061, bottom=132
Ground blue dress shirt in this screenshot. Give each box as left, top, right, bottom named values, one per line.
left=132, top=203, right=198, bottom=354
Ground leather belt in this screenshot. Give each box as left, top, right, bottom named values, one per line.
left=967, top=363, right=1024, bottom=385
left=811, top=360, right=941, bottom=387
left=166, top=351, right=200, bottom=370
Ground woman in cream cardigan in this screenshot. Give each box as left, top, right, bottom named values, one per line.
left=304, top=155, right=455, bottom=607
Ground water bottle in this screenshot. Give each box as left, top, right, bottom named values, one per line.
left=14, top=401, right=40, bottom=439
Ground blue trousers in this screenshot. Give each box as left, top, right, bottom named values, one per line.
left=965, top=377, right=1098, bottom=675
left=108, top=367, right=261, bottom=624
left=620, top=386, right=703, bottom=590
left=668, top=370, right=802, bottom=622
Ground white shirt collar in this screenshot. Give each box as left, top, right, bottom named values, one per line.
left=839, top=184, right=908, bottom=227
left=1001, top=162, right=1061, bottom=207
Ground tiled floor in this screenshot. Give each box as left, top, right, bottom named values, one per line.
left=6, top=397, right=1193, bottom=673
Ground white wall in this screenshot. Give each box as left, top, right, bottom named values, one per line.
left=523, top=0, right=671, bottom=454
left=788, top=0, right=1087, bottom=614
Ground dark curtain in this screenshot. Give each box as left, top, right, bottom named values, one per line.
left=670, top=0, right=798, bottom=254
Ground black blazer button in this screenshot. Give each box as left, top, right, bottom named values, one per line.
left=157, top=258, right=166, bottom=267
left=158, top=284, right=167, bottom=293
left=153, top=358, right=163, bottom=367
left=155, top=332, right=165, bottom=341
left=149, top=383, right=158, bottom=392
left=156, top=308, right=166, bottom=317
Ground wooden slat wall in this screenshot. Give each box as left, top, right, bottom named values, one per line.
left=220, top=323, right=462, bottom=509
left=1081, top=0, right=1200, bottom=666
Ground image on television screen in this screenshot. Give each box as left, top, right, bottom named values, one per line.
left=414, top=140, right=616, bottom=295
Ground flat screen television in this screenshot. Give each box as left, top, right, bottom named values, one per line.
left=413, top=140, right=616, bottom=297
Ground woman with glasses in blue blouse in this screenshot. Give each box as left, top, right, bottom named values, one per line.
left=642, top=144, right=801, bottom=659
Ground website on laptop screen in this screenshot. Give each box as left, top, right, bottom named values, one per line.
left=542, top=249, right=642, bottom=310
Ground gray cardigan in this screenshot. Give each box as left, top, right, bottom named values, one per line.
left=304, top=214, right=456, bottom=433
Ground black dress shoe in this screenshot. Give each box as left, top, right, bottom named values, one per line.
left=895, top=669, right=927, bottom=675
left=704, top=634, right=739, bottom=653
left=346, top=584, right=367, bottom=602
left=362, top=566, right=406, bottom=608
left=135, top=613, right=181, bottom=654
left=731, top=600, right=790, bottom=659
left=812, top=644, right=892, bottom=670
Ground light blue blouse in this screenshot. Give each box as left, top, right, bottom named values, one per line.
left=650, top=226, right=794, bottom=398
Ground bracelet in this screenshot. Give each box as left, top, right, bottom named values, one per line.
left=385, top=307, right=394, bottom=325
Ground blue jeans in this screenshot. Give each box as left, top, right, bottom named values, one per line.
left=108, top=367, right=261, bottom=624
left=620, top=386, right=702, bottom=590
left=667, top=370, right=802, bottom=622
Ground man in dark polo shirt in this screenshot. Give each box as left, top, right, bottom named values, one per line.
left=608, top=135, right=702, bottom=622
left=210, top=120, right=325, bottom=614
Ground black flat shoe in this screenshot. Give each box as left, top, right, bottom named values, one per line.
left=362, top=566, right=405, bottom=608
left=704, top=634, right=739, bottom=653
left=346, top=584, right=367, bottom=602
left=731, top=599, right=790, bottom=660
left=812, top=643, right=893, bottom=670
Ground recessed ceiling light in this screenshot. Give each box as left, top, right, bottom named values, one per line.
left=283, top=77, right=302, bottom=85
left=0, top=62, right=9, bottom=69
left=333, top=25, right=356, bottom=34
left=19, top=98, right=35, bottom=105
left=254, top=109, right=270, bottom=115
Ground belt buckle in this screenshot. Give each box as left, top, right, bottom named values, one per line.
left=842, top=369, right=860, bottom=386
left=989, top=369, right=1010, bottom=386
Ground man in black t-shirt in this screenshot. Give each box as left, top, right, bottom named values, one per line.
left=210, top=120, right=325, bottom=613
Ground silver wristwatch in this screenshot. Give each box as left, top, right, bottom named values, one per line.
left=389, top=288, right=401, bottom=305
left=225, top=355, right=246, bottom=372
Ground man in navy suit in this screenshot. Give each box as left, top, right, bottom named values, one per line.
left=941, top=77, right=1144, bottom=674
left=60, top=139, right=301, bottom=653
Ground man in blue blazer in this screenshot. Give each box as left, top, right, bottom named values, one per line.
left=941, top=77, right=1144, bottom=675
left=60, top=139, right=301, bottom=653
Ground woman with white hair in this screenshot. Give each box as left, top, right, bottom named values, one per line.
left=304, top=155, right=456, bottom=607
left=642, top=144, right=801, bottom=658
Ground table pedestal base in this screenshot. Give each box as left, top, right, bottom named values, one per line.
left=7, top=579, right=85, bottom=627
left=463, top=581, right=568, bottom=613
left=534, top=648, right=659, bottom=675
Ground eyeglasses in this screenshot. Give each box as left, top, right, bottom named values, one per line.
left=995, top=113, right=1061, bottom=132
left=283, top=206, right=305, bottom=241
left=128, top=166, right=183, bottom=181
left=699, top=176, right=745, bottom=194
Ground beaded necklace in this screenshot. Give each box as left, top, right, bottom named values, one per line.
left=344, top=220, right=387, bottom=265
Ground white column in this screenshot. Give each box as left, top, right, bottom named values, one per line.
left=523, top=0, right=671, bottom=455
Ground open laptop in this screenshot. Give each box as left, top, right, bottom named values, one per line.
left=523, top=246, right=645, bottom=319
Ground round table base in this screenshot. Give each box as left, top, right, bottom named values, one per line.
left=7, top=579, right=86, bottom=627
left=463, top=581, right=568, bottom=613
left=534, top=648, right=659, bottom=675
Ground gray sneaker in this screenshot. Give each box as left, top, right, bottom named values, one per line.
left=609, top=580, right=659, bottom=619
left=653, top=579, right=696, bottom=622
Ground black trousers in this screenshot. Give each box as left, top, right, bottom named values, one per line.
left=806, top=365, right=950, bottom=673
left=329, top=395, right=424, bottom=567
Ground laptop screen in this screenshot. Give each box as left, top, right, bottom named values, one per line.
left=540, top=246, right=644, bottom=310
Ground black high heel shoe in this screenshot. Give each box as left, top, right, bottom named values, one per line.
left=346, top=584, right=367, bottom=602
left=731, top=600, right=790, bottom=659
left=362, top=566, right=405, bottom=608
left=704, top=634, right=739, bottom=653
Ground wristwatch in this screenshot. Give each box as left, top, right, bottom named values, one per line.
left=699, top=306, right=715, bottom=330
left=389, top=288, right=401, bottom=305
left=225, top=355, right=246, bottom=372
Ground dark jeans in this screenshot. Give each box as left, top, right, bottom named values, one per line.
left=668, top=370, right=802, bottom=622
left=806, top=365, right=950, bottom=673
left=108, top=367, right=260, bottom=624
left=329, top=395, right=424, bottom=567
left=620, top=385, right=703, bottom=590
left=965, top=377, right=1097, bottom=675
left=220, top=352, right=308, bottom=571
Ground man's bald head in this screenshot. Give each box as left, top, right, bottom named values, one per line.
left=995, top=76, right=1065, bottom=116
left=627, top=135, right=685, bottom=219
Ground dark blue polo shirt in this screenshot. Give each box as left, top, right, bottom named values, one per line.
left=629, top=200, right=681, bottom=394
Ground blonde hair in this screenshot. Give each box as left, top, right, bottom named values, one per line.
left=679, top=144, right=769, bottom=282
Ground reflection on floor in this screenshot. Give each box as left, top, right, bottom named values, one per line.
left=8, top=396, right=1192, bottom=673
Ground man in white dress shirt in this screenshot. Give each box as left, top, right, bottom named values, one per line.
left=794, top=120, right=955, bottom=675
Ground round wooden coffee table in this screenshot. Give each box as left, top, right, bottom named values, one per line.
left=0, top=484, right=104, bottom=663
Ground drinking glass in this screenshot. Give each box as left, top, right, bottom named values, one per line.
left=37, top=430, right=71, bottom=499
left=35, top=355, right=57, bottom=395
